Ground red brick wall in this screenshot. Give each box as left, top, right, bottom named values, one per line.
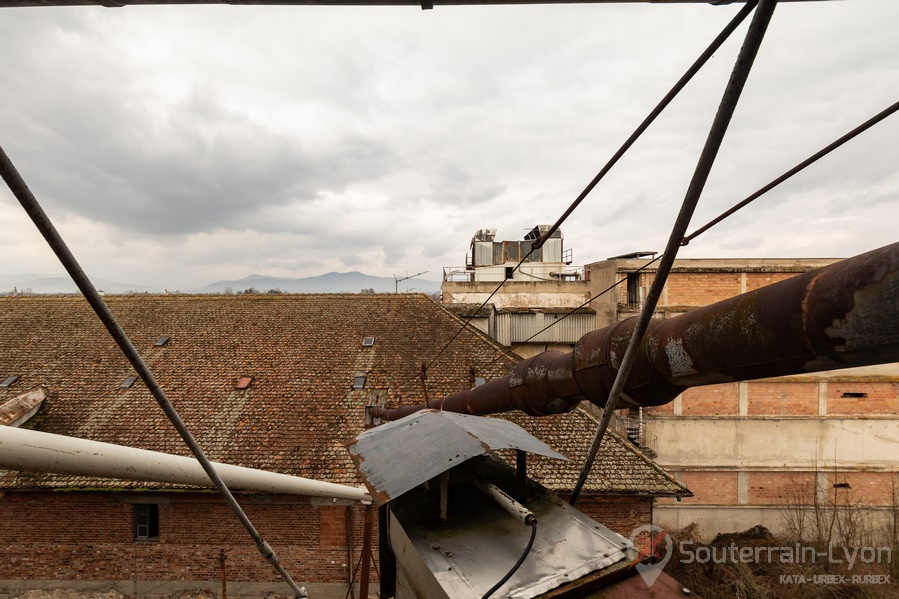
left=567, top=494, right=654, bottom=553
left=748, top=382, right=818, bottom=416
left=827, top=472, right=899, bottom=506
left=0, top=492, right=376, bottom=585
left=827, top=382, right=899, bottom=415
left=748, top=471, right=815, bottom=505
left=677, top=471, right=738, bottom=505
left=665, top=273, right=741, bottom=306
left=744, top=272, right=799, bottom=292
left=680, top=384, right=739, bottom=415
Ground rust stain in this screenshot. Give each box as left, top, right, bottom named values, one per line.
left=800, top=271, right=825, bottom=355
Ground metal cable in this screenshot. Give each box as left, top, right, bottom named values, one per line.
left=0, top=144, right=306, bottom=598
left=481, top=520, right=538, bottom=599
left=569, top=0, right=778, bottom=507
left=427, top=0, right=756, bottom=370
left=486, top=99, right=899, bottom=368
left=482, top=255, right=662, bottom=369
left=683, top=99, right=899, bottom=246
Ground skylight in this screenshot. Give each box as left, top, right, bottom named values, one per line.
left=352, top=375, right=366, bottom=390
left=236, top=377, right=253, bottom=390
left=362, top=337, right=375, bottom=347
left=0, top=375, right=19, bottom=388
left=119, top=376, right=137, bottom=389
left=154, top=336, right=171, bottom=347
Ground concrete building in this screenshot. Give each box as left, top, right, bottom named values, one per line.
left=0, top=293, right=686, bottom=597
left=584, top=254, right=899, bottom=541
left=442, top=226, right=594, bottom=357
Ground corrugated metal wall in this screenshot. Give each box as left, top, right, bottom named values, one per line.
left=495, top=312, right=593, bottom=345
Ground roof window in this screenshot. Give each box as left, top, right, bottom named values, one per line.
left=362, top=337, right=375, bottom=347
left=154, top=336, right=171, bottom=347
left=352, top=374, right=367, bottom=390
left=0, top=375, right=19, bottom=388
left=120, top=376, right=138, bottom=389
left=236, top=377, right=253, bottom=390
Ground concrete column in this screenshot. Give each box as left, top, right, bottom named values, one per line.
left=737, top=470, right=749, bottom=505
left=739, top=382, right=749, bottom=416
left=818, top=381, right=828, bottom=416
left=740, top=272, right=747, bottom=294
left=815, top=471, right=829, bottom=505
left=672, top=394, right=683, bottom=416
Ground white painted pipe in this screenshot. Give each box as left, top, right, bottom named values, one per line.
left=0, top=426, right=370, bottom=503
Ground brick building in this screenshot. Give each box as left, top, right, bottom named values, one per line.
left=585, top=255, right=899, bottom=540
left=0, top=294, right=686, bottom=597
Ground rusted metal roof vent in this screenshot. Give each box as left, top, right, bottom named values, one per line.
left=346, top=409, right=566, bottom=506
left=236, top=377, right=253, bottom=390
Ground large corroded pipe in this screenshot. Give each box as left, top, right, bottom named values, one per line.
left=371, top=241, right=899, bottom=421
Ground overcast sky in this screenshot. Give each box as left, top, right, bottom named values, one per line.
left=1, top=0, right=897, bottom=290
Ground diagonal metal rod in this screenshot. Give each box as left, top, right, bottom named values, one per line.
left=428, top=0, right=756, bottom=369
left=0, top=144, right=306, bottom=598
left=569, top=0, right=778, bottom=506
left=682, top=98, right=899, bottom=245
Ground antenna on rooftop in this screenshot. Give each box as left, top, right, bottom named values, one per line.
left=394, top=270, right=428, bottom=293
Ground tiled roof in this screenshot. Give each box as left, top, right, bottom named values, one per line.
left=0, top=294, right=685, bottom=496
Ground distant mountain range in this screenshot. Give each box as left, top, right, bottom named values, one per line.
left=198, top=272, right=440, bottom=295
left=0, top=273, right=159, bottom=295
left=1, top=271, right=440, bottom=295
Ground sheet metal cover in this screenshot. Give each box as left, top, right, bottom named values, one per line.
left=346, top=409, right=567, bottom=505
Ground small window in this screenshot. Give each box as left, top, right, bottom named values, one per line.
left=362, top=337, right=375, bottom=347
left=119, top=375, right=137, bottom=389
left=134, top=504, right=159, bottom=541
left=236, top=377, right=253, bottom=390
left=352, top=375, right=366, bottom=390
left=154, top=336, right=171, bottom=347
left=626, top=273, right=641, bottom=306
left=0, top=375, right=19, bottom=388
left=841, top=392, right=867, bottom=399
left=504, top=266, right=514, bottom=280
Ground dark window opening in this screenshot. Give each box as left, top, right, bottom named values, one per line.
left=626, top=273, right=640, bottom=306
left=504, top=266, right=514, bottom=280
left=134, top=504, right=159, bottom=541
left=841, top=392, right=867, bottom=398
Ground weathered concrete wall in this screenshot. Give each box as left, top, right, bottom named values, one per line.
left=649, top=417, right=899, bottom=471
left=441, top=281, right=591, bottom=309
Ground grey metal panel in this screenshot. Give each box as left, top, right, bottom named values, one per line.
left=345, top=410, right=566, bottom=505
left=473, top=241, right=494, bottom=266
left=389, top=460, right=631, bottom=599
left=495, top=312, right=512, bottom=346
left=542, top=238, right=563, bottom=263
left=508, top=313, right=593, bottom=344
left=493, top=242, right=503, bottom=265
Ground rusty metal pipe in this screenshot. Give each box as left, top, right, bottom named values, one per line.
left=370, top=240, right=899, bottom=420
